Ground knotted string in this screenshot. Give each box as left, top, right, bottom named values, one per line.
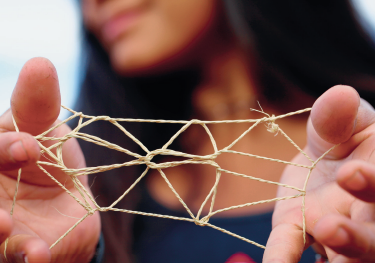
left=4, top=105, right=336, bottom=258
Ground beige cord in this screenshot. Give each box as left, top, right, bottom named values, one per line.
left=5, top=105, right=335, bottom=256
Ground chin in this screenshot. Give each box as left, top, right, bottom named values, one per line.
left=109, top=50, right=167, bottom=77
left=110, top=53, right=193, bottom=77
left=110, top=50, right=184, bottom=77
left=107, top=30, right=203, bottom=77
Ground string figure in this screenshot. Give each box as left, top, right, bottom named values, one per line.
left=4, top=105, right=337, bottom=258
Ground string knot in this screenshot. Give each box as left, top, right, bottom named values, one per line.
left=266, top=115, right=279, bottom=135
left=140, top=149, right=161, bottom=165
left=11, top=104, right=322, bottom=251
left=194, top=215, right=210, bottom=226
left=87, top=208, right=97, bottom=216
left=250, top=103, right=279, bottom=135
left=194, top=219, right=207, bottom=226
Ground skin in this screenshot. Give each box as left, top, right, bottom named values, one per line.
left=82, top=0, right=229, bottom=75
left=0, top=58, right=100, bottom=263
left=263, top=86, right=375, bottom=262
left=146, top=49, right=308, bottom=216
left=1, top=1, right=375, bottom=262
left=82, top=1, right=375, bottom=260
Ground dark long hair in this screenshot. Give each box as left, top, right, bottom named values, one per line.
left=75, top=0, right=375, bottom=262
left=229, top=0, right=375, bottom=106
left=76, top=32, right=201, bottom=262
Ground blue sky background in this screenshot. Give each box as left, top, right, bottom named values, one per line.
left=0, top=0, right=374, bottom=120
left=0, top=0, right=81, bottom=119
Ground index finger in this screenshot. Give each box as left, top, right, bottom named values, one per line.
left=263, top=223, right=308, bottom=263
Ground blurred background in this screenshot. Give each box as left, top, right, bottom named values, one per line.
left=0, top=0, right=374, bottom=119
left=0, top=0, right=81, bottom=118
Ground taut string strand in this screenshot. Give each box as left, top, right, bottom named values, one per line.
left=4, top=105, right=335, bottom=257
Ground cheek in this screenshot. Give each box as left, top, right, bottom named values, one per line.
left=81, top=0, right=98, bottom=34
left=109, top=0, right=218, bottom=75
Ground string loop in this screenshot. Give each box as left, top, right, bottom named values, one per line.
left=5, top=105, right=337, bottom=254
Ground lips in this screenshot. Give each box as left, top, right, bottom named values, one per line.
left=102, top=10, right=142, bottom=43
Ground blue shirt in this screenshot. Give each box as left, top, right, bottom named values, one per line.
left=133, top=189, right=316, bottom=263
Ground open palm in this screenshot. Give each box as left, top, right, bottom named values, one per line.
left=264, top=86, right=375, bottom=262
left=0, top=58, right=100, bottom=263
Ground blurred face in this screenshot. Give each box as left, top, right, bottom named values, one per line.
left=82, top=0, right=220, bottom=75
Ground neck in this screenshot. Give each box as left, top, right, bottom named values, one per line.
left=192, top=46, right=257, bottom=120
left=146, top=45, right=310, bottom=216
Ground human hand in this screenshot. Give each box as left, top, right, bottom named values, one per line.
left=0, top=58, right=100, bottom=263
left=263, top=85, right=375, bottom=262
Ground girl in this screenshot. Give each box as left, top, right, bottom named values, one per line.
left=0, top=0, right=375, bottom=262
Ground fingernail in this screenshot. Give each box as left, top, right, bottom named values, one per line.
left=9, top=141, right=29, bottom=162
left=345, top=171, right=366, bottom=191
left=327, top=227, right=349, bottom=247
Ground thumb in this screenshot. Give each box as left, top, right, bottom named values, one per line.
left=1, top=57, right=61, bottom=135
left=307, top=85, right=375, bottom=158
left=0, top=235, right=51, bottom=263
left=0, top=57, right=61, bottom=172
left=311, top=85, right=359, bottom=145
